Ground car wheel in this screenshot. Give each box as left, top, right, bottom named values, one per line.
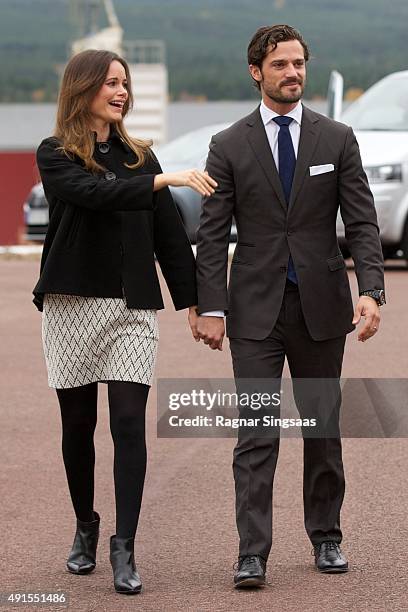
left=170, top=189, right=201, bottom=244
left=173, top=202, right=194, bottom=243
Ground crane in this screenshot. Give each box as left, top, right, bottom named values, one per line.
left=70, top=0, right=123, bottom=55
left=68, top=0, right=168, bottom=145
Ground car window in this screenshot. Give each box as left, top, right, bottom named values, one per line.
left=342, top=73, right=408, bottom=131
left=34, top=194, right=47, bottom=207
left=28, top=188, right=46, bottom=208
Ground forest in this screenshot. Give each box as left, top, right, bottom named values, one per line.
left=0, top=0, right=407, bottom=102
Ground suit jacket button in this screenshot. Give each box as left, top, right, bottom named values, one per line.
left=105, top=171, right=116, bottom=180
left=280, top=266, right=287, bottom=273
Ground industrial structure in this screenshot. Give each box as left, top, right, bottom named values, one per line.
left=71, top=0, right=168, bottom=145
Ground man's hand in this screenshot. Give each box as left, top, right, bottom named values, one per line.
left=188, top=306, right=200, bottom=342
left=352, top=296, right=380, bottom=342
left=196, top=316, right=225, bottom=351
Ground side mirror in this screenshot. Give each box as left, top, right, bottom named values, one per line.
left=327, top=70, right=344, bottom=120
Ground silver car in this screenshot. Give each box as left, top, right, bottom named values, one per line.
left=155, top=122, right=237, bottom=243
left=23, top=182, right=49, bottom=241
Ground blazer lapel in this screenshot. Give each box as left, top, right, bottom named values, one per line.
left=246, top=108, right=287, bottom=211
left=289, top=105, right=321, bottom=209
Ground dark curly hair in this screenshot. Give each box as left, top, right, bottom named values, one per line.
left=247, top=25, right=310, bottom=90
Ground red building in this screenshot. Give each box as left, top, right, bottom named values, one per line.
left=0, top=104, right=55, bottom=245
left=0, top=151, right=40, bottom=245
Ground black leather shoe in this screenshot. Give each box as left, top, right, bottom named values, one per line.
left=110, top=535, right=142, bottom=595
left=234, top=555, right=266, bottom=588
left=313, top=541, right=348, bottom=573
left=67, top=511, right=100, bottom=575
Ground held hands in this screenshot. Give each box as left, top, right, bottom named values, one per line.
left=154, top=170, right=217, bottom=197
left=189, top=297, right=381, bottom=348
left=352, top=296, right=380, bottom=342
left=188, top=296, right=380, bottom=351
left=190, top=296, right=381, bottom=349
left=188, top=307, right=225, bottom=351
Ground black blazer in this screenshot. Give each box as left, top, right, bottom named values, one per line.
left=197, top=105, right=384, bottom=341
left=33, top=131, right=197, bottom=312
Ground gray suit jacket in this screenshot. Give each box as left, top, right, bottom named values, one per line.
left=196, top=104, right=384, bottom=341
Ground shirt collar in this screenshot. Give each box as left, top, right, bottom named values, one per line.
left=259, top=100, right=303, bottom=127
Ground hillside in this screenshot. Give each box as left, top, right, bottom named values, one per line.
left=1, top=0, right=407, bottom=102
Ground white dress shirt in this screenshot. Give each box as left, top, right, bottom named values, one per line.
left=259, top=99, right=303, bottom=170
left=201, top=100, right=303, bottom=318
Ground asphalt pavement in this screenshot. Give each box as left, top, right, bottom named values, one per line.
left=1, top=259, right=408, bottom=612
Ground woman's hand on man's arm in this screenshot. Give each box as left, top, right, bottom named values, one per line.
left=154, top=169, right=217, bottom=197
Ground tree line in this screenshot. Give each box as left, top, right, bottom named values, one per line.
left=1, top=0, right=407, bottom=102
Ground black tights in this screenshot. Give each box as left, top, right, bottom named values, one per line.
left=56, top=381, right=149, bottom=539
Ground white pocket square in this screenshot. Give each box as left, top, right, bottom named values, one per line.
left=309, top=164, right=335, bottom=176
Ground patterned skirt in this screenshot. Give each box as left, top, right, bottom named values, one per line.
left=42, top=294, right=159, bottom=389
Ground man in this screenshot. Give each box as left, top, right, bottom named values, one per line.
left=193, top=25, right=385, bottom=587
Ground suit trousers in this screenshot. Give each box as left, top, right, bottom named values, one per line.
left=229, top=280, right=346, bottom=560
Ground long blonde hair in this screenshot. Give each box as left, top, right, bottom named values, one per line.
left=54, top=49, right=152, bottom=173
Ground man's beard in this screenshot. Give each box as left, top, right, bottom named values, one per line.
left=263, top=79, right=305, bottom=104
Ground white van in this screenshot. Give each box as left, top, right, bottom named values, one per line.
left=329, top=70, right=408, bottom=261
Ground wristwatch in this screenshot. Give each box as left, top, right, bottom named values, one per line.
left=359, top=289, right=386, bottom=306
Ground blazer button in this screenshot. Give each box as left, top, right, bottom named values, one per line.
left=105, top=171, right=116, bottom=181
left=287, top=230, right=293, bottom=236
left=280, top=266, right=287, bottom=273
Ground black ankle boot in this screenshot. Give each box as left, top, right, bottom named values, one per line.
left=110, top=535, right=142, bottom=594
left=66, top=511, right=100, bottom=575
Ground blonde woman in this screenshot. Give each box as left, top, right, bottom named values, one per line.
left=33, top=49, right=215, bottom=595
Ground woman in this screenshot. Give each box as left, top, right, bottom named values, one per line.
left=33, top=49, right=215, bottom=595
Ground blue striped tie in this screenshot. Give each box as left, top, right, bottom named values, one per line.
left=273, top=115, right=297, bottom=284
